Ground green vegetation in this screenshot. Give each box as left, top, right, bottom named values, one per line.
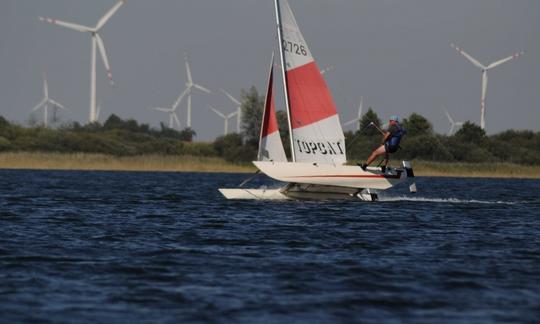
left=1, top=86, right=539, bottom=176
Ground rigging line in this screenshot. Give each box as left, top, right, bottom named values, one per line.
left=344, top=120, right=377, bottom=153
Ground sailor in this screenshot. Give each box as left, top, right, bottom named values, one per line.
left=360, top=115, right=406, bottom=172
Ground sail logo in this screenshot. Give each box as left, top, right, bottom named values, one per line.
left=282, top=40, right=308, bottom=57
left=295, top=139, right=345, bottom=156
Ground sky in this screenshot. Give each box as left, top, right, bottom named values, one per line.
left=0, top=0, right=538, bottom=141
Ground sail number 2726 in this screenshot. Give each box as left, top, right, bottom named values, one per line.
left=282, top=40, right=308, bottom=56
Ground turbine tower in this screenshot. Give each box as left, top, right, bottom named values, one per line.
left=451, top=43, right=523, bottom=130
left=220, top=89, right=242, bottom=133
left=149, top=88, right=190, bottom=129
left=442, top=106, right=464, bottom=136
left=39, top=1, right=125, bottom=123
left=32, top=74, right=67, bottom=127
left=209, top=106, right=237, bottom=135
left=342, top=96, right=364, bottom=131
left=183, top=53, right=211, bottom=129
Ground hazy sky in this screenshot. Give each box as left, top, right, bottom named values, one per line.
left=1, top=0, right=538, bottom=140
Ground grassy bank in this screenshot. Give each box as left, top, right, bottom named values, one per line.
left=0, top=152, right=255, bottom=173
left=411, top=160, right=540, bottom=179
left=0, top=152, right=539, bottom=178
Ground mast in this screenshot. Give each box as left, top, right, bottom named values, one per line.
left=274, top=0, right=296, bottom=162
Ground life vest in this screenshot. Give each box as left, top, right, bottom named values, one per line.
left=387, top=124, right=406, bottom=150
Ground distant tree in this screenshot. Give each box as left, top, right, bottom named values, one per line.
left=454, top=121, right=485, bottom=145
left=240, top=86, right=264, bottom=147
left=157, top=123, right=196, bottom=141
left=358, top=108, right=381, bottom=137
left=178, top=128, right=196, bottom=142
left=0, top=116, right=9, bottom=129
left=402, top=113, right=433, bottom=137
left=213, top=133, right=255, bottom=163
left=27, top=113, right=39, bottom=127
left=103, top=114, right=124, bottom=130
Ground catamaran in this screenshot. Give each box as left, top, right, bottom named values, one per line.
left=219, top=0, right=416, bottom=201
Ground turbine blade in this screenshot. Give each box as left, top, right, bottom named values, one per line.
left=97, top=103, right=101, bottom=119
left=208, top=106, right=225, bottom=118
left=342, top=118, right=359, bottom=127
left=96, top=0, right=125, bottom=30
left=220, top=89, right=241, bottom=105
left=442, top=106, right=454, bottom=123
left=43, top=76, right=49, bottom=98
left=451, top=43, right=486, bottom=69
left=151, top=107, right=172, bottom=112
left=227, top=111, right=238, bottom=119
left=172, top=87, right=190, bottom=110
left=184, top=54, right=193, bottom=85
left=32, top=98, right=47, bottom=112
left=173, top=112, right=181, bottom=128
left=358, top=96, right=363, bottom=118
left=39, top=17, right=92, bottom=33
left=95, top=34, right=114, bottom=86
left=487, top=51, right=524, bottom=70
left=49, top=99, right=67, bottom=110
left=194, top=84, right=211, bottom=94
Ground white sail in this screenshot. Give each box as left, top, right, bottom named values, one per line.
left=277, top=0, right=346, bottom=165
left=258, top=54, right=287, bottom=162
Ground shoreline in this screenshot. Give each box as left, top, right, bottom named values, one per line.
left=0, top=152, right=539, bottom=179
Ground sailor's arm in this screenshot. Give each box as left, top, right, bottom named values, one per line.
left=381, top=132, right=391, bottom=144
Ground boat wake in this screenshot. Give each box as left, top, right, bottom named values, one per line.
left=379, top=195, right=516, bottom=205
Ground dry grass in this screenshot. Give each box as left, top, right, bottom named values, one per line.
left=0, top=152, right=255, bottom=173
left=0, top=152, right=539, bottom=178
left=412, top=160, right=540, bottom=179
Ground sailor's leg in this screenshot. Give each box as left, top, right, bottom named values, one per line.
left=383, top=153, right=390, bottom=166
left=365, top=145, right=386, bottom=166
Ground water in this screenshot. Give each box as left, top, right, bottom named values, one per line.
left=0, top=169, right=539, bottom=323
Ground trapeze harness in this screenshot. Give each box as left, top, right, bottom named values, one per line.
left=385, top=124, right=406, bottom=154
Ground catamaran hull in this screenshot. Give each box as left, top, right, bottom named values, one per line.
left=218, top=161, right=415, bottom=201
left=253, top=161, right=408, bottom=190
left=219, top=185, right=378, bottom=201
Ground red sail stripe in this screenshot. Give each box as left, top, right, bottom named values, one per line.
left=261, top=67, right=280, bottom=137
left=286, top=61, right=338, bottom=129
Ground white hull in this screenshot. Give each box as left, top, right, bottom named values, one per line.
left=254, top=161, right=408, bottom=190
left=219, top=185, right=378, bottom=201
left=218, top=161, right=415, bottom=201
left=219, top=188, right=290, bottom=200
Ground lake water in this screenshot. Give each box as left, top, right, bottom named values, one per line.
left=0, top=170, right=539, bottom=323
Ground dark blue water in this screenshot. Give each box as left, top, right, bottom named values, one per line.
left=1, top=170, right=539, bottom=323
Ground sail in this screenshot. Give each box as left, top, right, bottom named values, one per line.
left=258, top=54, right=287, bottom=162
left=278, top=0, right=346, bottom=165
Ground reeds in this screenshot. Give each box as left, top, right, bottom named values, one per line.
left=0, top=152, right=255, bottom=173
left=0, top=152, right=538, bottom=178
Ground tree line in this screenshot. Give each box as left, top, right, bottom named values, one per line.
left=1, top=86, right=539, bottom=165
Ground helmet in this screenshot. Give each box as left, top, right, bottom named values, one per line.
left=389, top=115, right=399, bottom=122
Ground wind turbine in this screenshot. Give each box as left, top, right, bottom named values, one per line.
left=320, top=65, right=334, bottom=75
left=220, top=89, right=242, bottom=133
left=32, top=74, right=67, bottom=127
left=96, top=101, right=102, bottom=121
left=149, top=88, right=190, bottom=129
left=39, top=1, right=125, bottom=124
left=451, top=43, right=523, bottom=130
left=342, top=96, right=363, bottom=131
left=183, top=53, right=211, bottom=129
left=442, top=106, right=464, bottom=136
left=209, top=106, right=237, bottom=135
